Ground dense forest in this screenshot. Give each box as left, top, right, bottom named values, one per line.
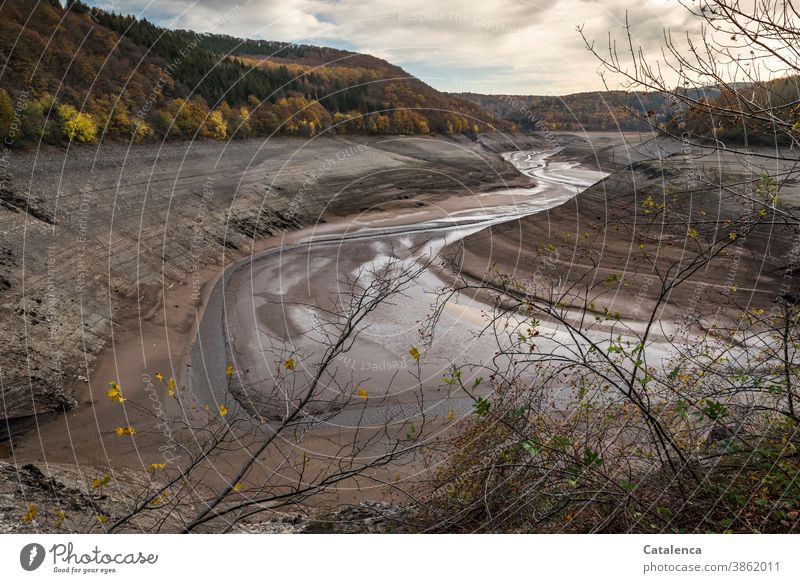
left=0, top=0, right=504, bottom=147
left=665, top=76, right=800, bottom=146
left=459, top=81, right=799, bottom=145
left=455, top=91, right=676, bottom=132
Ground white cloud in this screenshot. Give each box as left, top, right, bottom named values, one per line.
left=91, top=0, right=707, bottom=95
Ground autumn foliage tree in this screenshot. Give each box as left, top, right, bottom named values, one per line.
left=57, top=104, right=97, bottom=143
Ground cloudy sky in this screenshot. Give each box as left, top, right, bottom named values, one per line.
left=88, top=0, right=702, bottom=95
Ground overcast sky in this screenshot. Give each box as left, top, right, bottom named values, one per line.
left=88, top=0, right=702, bottom=95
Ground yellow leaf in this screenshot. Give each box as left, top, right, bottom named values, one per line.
left=150, top=489, right=170, bottom=506
left=97, top=514, right=107, bottom=524
left=226, top=365, right=234, bottom=378
left=54, top=509, right=66, bottom=527
left=155, top=372, right=163, bottom=382
left=91, top=474, right=112, bottom=488
left=21, top=504, right=37, bottom=522
left=114, top=426, right=136, bottom=436
left=148, top=463, right=166, bottom=471
left=409, top=346, right=420, bottom=362
left=284, top=357, right=295, bottom=371
left=233, top=482, right=242, bottom=491
left=219, top=404, right=229, bottom=417
left=687, top=227, right=698, bottom=238
left=106, top=384, right=126, bottom=404
left=167, top=377, right=176, bottom=398
left=448, top=408, right=454, bottom=421
left=357, top=388, right=368, bottom=400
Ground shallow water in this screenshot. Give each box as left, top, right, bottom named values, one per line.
left=190, top=150, right=610, bottom=425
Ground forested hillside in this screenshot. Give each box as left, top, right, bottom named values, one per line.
left=459, top=81, right=798, bottom=146
left=455, top=91, right=673, bottom=131
left=665, top=76, right=800, bottom=145
left=0, top=0, right=503, bottom=147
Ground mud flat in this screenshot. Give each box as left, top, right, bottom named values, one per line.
left=0, top=132, right=544, bottom=455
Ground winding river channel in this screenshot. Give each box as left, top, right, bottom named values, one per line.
left=189, top=150, right=608, bottom=427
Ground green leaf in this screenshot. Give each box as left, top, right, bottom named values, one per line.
left=767, top=384, right=785, bottom=395
left=656, top=507, right=673, bottom=522
left=702, top=400, right=729, bottom=421
left=520, top=439, right=540, bottom=457
left=512, top=405, right=528, bottom=417
left=583, top=447, right=603, bottom=468
left=472, top=397, right=491, bottom=418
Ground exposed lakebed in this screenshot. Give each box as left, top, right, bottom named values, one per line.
left=189, top=150, right=608, bottom=427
